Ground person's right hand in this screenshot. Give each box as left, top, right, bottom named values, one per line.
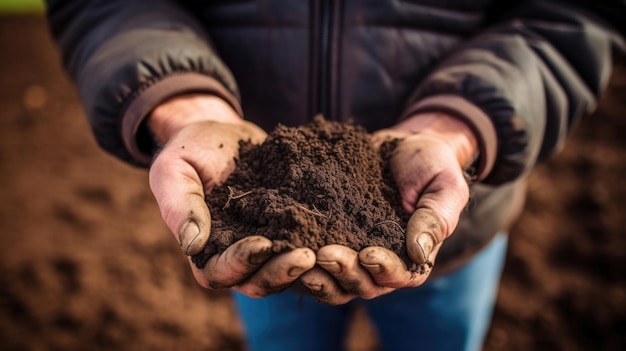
left=147, top=94, right=316, bottom=297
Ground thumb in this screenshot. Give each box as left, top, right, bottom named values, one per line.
left=405, top=208, right=442, bottom=265
left=405, top=170, right=469, bottom=265
left=149, top=151, right=211, bottom=256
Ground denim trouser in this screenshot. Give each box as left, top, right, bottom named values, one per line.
left=233, top=233, right=508, bottom=351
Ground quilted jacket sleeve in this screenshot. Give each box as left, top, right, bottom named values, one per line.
left=46, top=0, right=241, bottom=167
left=405, top=0, right=626, bottom=184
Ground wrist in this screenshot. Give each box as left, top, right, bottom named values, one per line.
left=392, top=112, right=479, bottom=167
left=148, top=93, right=243, bottom=144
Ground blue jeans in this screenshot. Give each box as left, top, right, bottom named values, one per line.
left=233, top=234, right=508, bottom=351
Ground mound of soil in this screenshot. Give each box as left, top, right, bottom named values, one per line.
left=192, top=117, right=416, bottom=270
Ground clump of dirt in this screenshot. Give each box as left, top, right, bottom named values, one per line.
left=191, top=117, right=416, bottom=270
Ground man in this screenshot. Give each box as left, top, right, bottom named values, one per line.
left=46, top=1, right=625, bottom=350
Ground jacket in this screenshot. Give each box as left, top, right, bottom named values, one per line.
left=46, top=0, right=626, bottom=271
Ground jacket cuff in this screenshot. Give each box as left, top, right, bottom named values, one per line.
left=121, top=73, right=243, bottom=166
left=401, top=95, right=497, bottom=181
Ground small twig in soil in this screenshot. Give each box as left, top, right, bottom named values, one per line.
left=223, top=186, right=253, bottom=209
left=374, top=220, right=406, bottom=233
left=296, top=204, right=327, bottom=218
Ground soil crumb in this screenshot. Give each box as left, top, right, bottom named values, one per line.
left=191, top=117, right=417, bottom=270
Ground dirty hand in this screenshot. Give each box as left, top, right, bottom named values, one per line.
left=148, top=94, right=316, bottom=297
left=300, top=112, right=477, bottom=304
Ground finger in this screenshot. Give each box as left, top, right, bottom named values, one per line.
left=408, top=170, right=469, bottom=264
left=149, top=151, right=211, bottom=256
left=235, top=248, right=316, bottom=298
left=300, top=267, right=356, bottom=305
left=316, top=245, right=394, bottom=299
left=194, top=236, right=274, bottom=290
left=359, top=246, right=431, bottom=289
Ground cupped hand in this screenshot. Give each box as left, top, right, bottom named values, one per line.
left=148, top=94, right=316, bottom=297
left=300, top=112, right=477, bottom=304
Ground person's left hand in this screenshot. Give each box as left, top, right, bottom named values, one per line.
left=299, top=112, right=478, bottom=304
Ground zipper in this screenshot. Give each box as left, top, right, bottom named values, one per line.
left=311, top=0, right=339, bottom=121
left=319, top=0, right=331, bottom=119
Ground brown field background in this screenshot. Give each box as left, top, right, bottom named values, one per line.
left=1, top=14, right=625, bottom=351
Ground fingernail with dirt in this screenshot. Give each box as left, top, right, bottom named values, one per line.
left=361, top=263, right=383, bottom=274
left=288, top=266, right=308, bottom=278
left=317, top=260, right=342, bottom=274
left=179, top=219, right=201, bottom=256
left=416, top=232, right=434, bottom=264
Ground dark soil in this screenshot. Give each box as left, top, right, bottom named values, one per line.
left=192, top=117, right=415, bottom=270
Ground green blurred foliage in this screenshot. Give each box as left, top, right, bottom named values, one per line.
left=0, top=0, right=44, bottom=13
